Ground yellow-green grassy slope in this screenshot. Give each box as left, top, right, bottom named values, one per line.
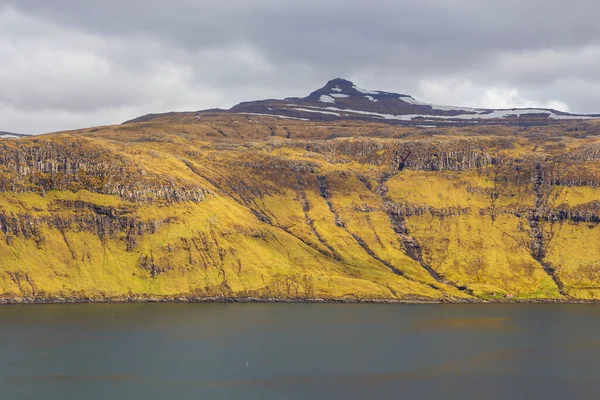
left=2, top=116, right=600, bottom=302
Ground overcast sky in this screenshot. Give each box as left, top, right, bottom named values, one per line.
left=2, top=0, right=600, bottom=134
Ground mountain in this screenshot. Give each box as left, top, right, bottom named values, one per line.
left=128, top=78, right=598, bottom=127
left=230, top=78, right=597, bottom=126
left=2, top=81, right=600, bottom=303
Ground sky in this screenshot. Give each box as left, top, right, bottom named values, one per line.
left=1, top=0, right=600, bottom=134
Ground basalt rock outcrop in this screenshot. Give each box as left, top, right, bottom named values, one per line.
left=3, top=85, right=600, bottom=302
left=0, top=139, right=209, bottom=203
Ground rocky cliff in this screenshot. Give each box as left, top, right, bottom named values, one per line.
left=2, top=97, right=600, bottom=303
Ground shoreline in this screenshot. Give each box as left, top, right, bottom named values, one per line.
left=0, top=296, right=598, bottom=305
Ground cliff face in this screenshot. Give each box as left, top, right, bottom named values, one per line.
left=2, top=115, right=600, bottom=302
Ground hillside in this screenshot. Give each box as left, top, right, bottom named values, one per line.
left=2, top=82, right=600, bottom=303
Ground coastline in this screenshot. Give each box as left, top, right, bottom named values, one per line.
left=0, top=295, right=597, bottom=305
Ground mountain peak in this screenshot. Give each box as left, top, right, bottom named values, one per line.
left=324, top=78, right=355, bottom=89
left=316, top=78, right=381, bottom=97
left=211, top=78, right=598, bottom=128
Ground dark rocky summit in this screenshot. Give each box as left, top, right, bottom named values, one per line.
left=127, top=78, right=597, bottom=127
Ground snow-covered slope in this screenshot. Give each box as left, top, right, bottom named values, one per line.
left=228, top=78, right=597, bottom=126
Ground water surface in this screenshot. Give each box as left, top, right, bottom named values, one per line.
left=1, top=303, right=599, bottom=399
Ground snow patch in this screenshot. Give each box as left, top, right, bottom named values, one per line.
left=400, top=95, right=480, bottom=113
left=432, top=105, right=479, bottom=112
left=551, top=114, right=593, bottom=120
left=239, top=113, right=309, bottom=121
left=287, top=104, right=594, bottom=122
left=330, top=93, right=349, bottom=98
left=330, top=86, right=342, bottom=92
left=319, top=94, right=336, bottom=103
left=294, top=108, right=341, bottom=116
left=399, top=96, right=430, bottom=106
left=365, top=95, right=378, bottom=102
left=352, top=85, right=379, bottom=95
left=321, top=107, right=407, bottom=120
left=454, top=109, right=550, bottom=119
left=433, top=109, right=593, bottom=120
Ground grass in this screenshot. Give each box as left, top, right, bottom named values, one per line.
left=1, top=117, right=600, bottom=301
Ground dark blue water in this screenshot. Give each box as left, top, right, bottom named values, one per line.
left=1, top=303, right=599, bottom=399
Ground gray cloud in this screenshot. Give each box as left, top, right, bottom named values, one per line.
left=1, top=0, right=600, bottom=133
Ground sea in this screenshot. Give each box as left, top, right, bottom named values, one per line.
left=1, top=303, right=599, bottom=399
